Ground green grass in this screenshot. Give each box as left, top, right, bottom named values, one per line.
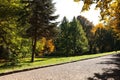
left=0, top=51, right=119, bottom=74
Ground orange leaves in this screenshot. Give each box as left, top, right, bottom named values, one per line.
left=82, top=3, right=90, bottom=11
left=95, top=23, right=105, bottom=29
left=46, top=39, right=55, bottom=52
left=40, top=37, right=55, bottom=54
left=74, top=0, right=120, bottom=39
left=109, top=19, right=120, bottom=32
left=110, top=2, right=118, bottom=9
left=91, top=23, right=105, bottom=34
left=40, top=37, right=46, bottom=50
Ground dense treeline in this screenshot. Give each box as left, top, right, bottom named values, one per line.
left=54, top=17, right=89, bottom=56
left=0, top=0, right=120, bottom=65
left=53, top=16, right=120, bottom=56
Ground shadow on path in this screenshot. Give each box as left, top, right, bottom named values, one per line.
left=88, top=53, right=120, bottom=80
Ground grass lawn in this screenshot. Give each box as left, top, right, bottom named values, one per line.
left=0, top=51, right=119, bottom=74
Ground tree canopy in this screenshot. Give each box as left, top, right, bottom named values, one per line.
left=74, top=0, right=120, bottom=33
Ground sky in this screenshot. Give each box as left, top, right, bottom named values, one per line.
left=53, top=0, right=101, bottom=25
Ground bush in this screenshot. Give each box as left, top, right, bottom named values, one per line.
left=8, top=53, right=20, bottom=66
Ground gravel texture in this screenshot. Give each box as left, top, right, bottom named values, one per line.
left=0, top=54, right=118, bottom=80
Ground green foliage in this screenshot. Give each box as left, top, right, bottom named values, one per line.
left=77, top=15, right=94, bottom=53
left=54, top=17, right=69, bottom=56
left=8, top=53, right=20, bottom=66
left=0, top=0, right=58, bottom=62
left=55, top=17, right=89, bottom=56
left=91, top=23, right=120, bottom=53
left=0, top=0, right=120, bottom=66
left=94, top=28, right=118, bottom=53
left=26, top=0, right=58, bottom=38
left=26, top=0, right=58, bottom=62
left=0, top=0, right=31, bottom=60
left=69, top=17, right=89, bottom=54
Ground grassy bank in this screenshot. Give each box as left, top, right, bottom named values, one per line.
left=0, top=51, right=119, bottom=74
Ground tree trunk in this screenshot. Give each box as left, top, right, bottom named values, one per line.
left=31, top=36, right=37, bottom=62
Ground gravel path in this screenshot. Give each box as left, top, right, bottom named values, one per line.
left=0, top=54, right=119, bottom=80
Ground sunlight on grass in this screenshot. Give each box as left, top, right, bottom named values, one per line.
left=0, top=51, right=119, bottom=74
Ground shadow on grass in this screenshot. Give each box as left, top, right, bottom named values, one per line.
left=88, top=53, right=120, bottom=80
left=0, top=56, right=62, bottom=68
left=0, top=62, right=22, bottom=69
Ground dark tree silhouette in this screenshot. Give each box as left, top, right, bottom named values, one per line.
left=26, top=0, right=58, bottom=62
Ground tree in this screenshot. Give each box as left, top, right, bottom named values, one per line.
left=70, top=17, right=89, bottom=55
left=77, top=15, right=94, bottom=53
left=55, top=17, right=89, bottom=56
left=92, top=23, right=117, bottom=53
left=26, top=0, right=58, bottom=62
left=74, top=0, right=120, bottom=36
left=39, top=37, right=55, bottom=56
left=55, top=17, right=70, bottom=56
left=0, top=0, right=31, bottom=65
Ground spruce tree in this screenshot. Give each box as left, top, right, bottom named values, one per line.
left=26, top=0, right=58, bottom=62
left=70, top=17, right=89, bottom=55
left=55, top=17, right=70, bottom=56
left=77, top=15, right=94, bottom=53
left=55, top=17, right=89, bottom=56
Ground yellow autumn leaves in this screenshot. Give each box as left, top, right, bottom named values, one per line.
left=38, top=37, right=55, bottom=55
left=91, top=23, right=105, bottom=34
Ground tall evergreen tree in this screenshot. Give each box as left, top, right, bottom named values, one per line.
left=26, top=0, right=58, bottom=62
left=55, top=17, right=69, bottom=56
left=77, top=15, right=94, bottom=53
left=70, top=17, right=89, bottom=55
left=55, top=17, right=88, bottom=56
